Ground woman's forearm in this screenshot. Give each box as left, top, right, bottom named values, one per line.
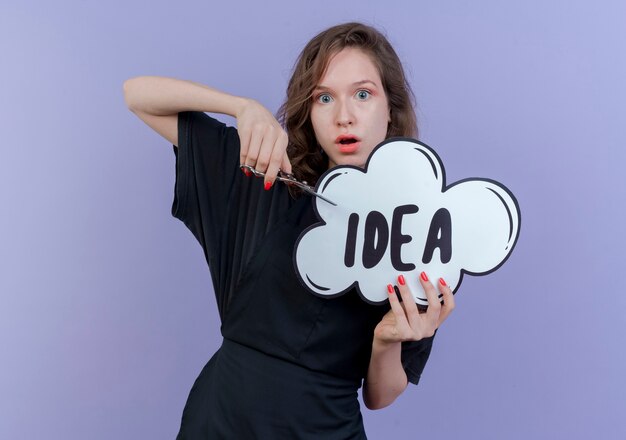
left=123, top=76, right=247, bottom=117
left=363, top=339, right=408, bottom=410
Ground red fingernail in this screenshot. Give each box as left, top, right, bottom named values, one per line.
left=398, top=275, right=405, bottom=286
left=420, top=272, right=429, bottom=282
left=264, top=181, right=272, bottom=191
left=387, top=284, right=394, bottom=294
left=244, top=169, right=252, bottom=177
left=439, top=277, right=447, bottom=286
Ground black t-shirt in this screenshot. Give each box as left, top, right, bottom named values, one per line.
left=172, top=111, right=433, bottom=385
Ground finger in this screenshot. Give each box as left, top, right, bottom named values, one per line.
left=395, top=274, right=420, bottom=328
left=244, top=127, right=263, bottom=168
left=419, top=271, right=441, bottom=328
left=238, top=128, right=252, bottom=175
left=278, top=128, right=292, bottom=175
left=281, top=151, right=292, bottom=175
left=256, top=125, right=278, bottom=174
left=264, top=133, right=287, bottom=188
left=386, top=284, right=410, bottom=333
left=437, top=277, right=455, bottom=326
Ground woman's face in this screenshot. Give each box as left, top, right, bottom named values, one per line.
left=310, top=47, right=390, bottom=169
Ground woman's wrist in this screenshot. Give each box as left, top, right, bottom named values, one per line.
left=191, top=82, right=248, bottom=118
left=233, top=97, right=257, bottom=119
left=371, top=336, right=401, bottom=358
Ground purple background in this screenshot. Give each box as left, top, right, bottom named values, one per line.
left=2, top=1, right=625, bottom=439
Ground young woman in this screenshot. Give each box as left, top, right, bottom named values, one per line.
left=124, top=22, right=454, bottom=439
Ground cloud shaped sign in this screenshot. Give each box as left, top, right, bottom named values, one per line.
left=294, top=138, right=521, bottom=305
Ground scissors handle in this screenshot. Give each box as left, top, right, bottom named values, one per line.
left=239, top=165, right=337, bottom=206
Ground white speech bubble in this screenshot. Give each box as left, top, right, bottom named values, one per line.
left=294, top=138, right=521, bottom=305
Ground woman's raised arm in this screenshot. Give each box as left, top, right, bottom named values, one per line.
left=123, top=76, right=246, bottom=145
left=123, top=76, right=291, bottom=184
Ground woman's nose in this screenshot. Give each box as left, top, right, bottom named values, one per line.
left=335, top=100, right=354, bottom=127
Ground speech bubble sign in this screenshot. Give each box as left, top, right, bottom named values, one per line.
left=294, top=138, right=521, bottom=305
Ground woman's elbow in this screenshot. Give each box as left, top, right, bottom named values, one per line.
left=364, top=397, right=393, bottom=410
left=123, top=76, right=144, bottom=111
left=364, top=392, right=400, bottom=410
left=363, top=385, right=405, bottom=410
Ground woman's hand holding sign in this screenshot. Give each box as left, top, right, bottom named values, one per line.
left=375, top=272, right=455, bottom=344
left=363, top=272, right=455, bottom=410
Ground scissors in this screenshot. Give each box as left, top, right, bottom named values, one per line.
left=240, top=164, right=337, bottom=206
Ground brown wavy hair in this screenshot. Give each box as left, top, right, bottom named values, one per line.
left=277, top=22, right=418, bottom=192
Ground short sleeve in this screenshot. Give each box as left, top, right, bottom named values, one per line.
left=401, top=333, right=435, bottom=385
left=171, top=111, right=243, bottom=318
left=172, top=111, right=240, bottom=251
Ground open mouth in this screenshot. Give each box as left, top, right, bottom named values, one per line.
left=336, top=134, right=360, bottom=145
left=335, top=135, right=361, bottom=153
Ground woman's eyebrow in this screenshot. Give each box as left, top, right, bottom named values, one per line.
left=352, top=80, right=378, bottom=88
left=314, top=80, right=379, bottom=91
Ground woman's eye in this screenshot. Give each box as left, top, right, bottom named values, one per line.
left=356, top=90, right=371, bottom=100
left=317, top=94, right=333, bottom=104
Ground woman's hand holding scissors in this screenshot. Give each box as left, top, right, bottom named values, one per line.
left=236, top=99, right=292, bottom=189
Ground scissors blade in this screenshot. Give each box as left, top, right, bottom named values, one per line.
left=300, top=185, right=337, bottom=206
